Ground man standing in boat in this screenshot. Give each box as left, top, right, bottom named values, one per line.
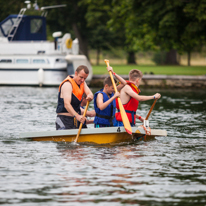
left=56, top=65, right=94, bottom=130
left=94, top=67, right=127, bottom=128
left=114, top=69, right=161, bottom=127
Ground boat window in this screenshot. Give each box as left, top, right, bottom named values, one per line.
left=30, top=19, right=43, bottom=34
left=0, top=59, right=12, bottom=63
left=33, top=59, right=46, bottom=64
left=56, top=58, right=66, bottom=63
left=16, top=59, right=29, bottom=64
left=67, top=63, right=74, bottom=75
left=0, top=18, right=18, bottom=37
left=1, top=19, right=13, bottom=36
left=0, top=29, right=4, bottom=37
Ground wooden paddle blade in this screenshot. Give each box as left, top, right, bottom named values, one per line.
left=117, top=98, right=132, bottom=135
left=104, top=59, right=117, bottom=93
left=104, top=59, right=132, bottom=135
left=104, top=59, right=109, bottom=67
left=74, top=101, right=90, bottom=143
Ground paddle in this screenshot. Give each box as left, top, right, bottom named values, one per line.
left=74, top=100, right=90, bottom=143
left=145, top=99, right=157, bottom=120
left=104, top=59, right=132, bottom=135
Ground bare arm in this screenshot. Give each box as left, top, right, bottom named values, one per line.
left=86, top=110, right=96, bottom=117
left=113, top=73, right=127, bottom=91
left=61, top=82, right=75, bottom=115
left=84, top=82, right=93, bottom=101
left=107, top=67, right=127, bottom=91
left=96, top=92, right=120, bottom=111
left=61, top=82, right=86, bottom=124
left=124, top=85, right=161, bottom=101
left=86, top=119, right=94, bottom=124
left=80, top=107, right=96, bottom=117
left=135, top=114, right=145, bottom=122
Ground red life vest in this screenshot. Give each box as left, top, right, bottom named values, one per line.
left=115, top=81, right=140, bottom=125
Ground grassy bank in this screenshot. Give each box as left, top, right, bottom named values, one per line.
left=92, top=65, right=206, bottom=75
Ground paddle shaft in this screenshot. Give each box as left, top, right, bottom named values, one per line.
left=104, top=59, right=132, bottom=135
left=145, top=99, right=157, bottom=120
left=74, top=101, right=89, bottom=143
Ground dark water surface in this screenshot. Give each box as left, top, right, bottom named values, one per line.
left=0, top=86, right=206, bottom=206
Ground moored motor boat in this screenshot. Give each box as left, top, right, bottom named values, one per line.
left=20, top=126, right=167, bottom=144
left=0, top=2, right=92, bottom=86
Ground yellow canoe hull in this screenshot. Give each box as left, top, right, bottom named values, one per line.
left=20, top=126, right=167, bottom=144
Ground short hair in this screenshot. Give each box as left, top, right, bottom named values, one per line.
left=103, top=76, right=117, bottom=86
left=76, top=65, right=89, bottom=74
left=129, top=69, right=143, bottom=81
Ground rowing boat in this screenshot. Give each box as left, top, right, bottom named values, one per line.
left=20, top=126, right=167, bottom=144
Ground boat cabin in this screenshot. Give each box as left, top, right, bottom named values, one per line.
left=0, top=14, right=46, bottom=41
left=0, top=3, right=93, bottom=86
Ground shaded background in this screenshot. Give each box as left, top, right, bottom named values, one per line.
left=1, top=0, right=206, bottom=66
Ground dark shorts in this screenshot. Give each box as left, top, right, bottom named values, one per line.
left=56, top=115, right=80, bottom=130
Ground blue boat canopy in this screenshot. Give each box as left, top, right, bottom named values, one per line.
left=0, top=15, right=47, bottom=41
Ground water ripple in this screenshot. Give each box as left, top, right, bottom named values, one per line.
left=0, top=87, right=206, bottom=205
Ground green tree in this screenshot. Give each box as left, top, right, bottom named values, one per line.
left=82, top=0, right=127, bottom=64
left=0, top=0, right=24, bottom=24
left=38, top=0, right=91, bottom=59
left=109, top=0, right=206, bottom=66
left=0, top=0, right=92, bottom=60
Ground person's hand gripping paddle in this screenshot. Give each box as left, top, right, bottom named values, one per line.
left=74, top=101, right=90, bottom=143
left=104, top=59, right=132, bottom=135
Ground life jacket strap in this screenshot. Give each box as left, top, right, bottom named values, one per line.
left=117, top=109, right=135, bottom=126
left=96, top=113, right=115, bottom=126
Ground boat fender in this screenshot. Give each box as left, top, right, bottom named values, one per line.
left=65, top=38, right=72, bottom=49
left=72, top=38, right=79, bottom=54
left=144, top=120, right=149, bottom=128
left=38, top=68, right=44, bottom=87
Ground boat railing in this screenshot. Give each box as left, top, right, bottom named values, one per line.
left=7, top=8, right=26, bottom=41
left=41, top=4, right=66, bottom=17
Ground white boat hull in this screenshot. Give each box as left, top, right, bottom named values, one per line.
left=0, top=38, right=92, bottom=86
left=0, top=54, right=92, bottom=86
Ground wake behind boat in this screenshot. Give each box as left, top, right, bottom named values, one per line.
left=0, top=2, right=92, bottom=86
left=20, top=126, right=167, bottom=144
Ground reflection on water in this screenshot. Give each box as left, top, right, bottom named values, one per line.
left=0, top=87, right=206, bottom=205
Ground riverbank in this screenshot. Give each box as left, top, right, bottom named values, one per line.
left=90, top=74, right=206, bottom=89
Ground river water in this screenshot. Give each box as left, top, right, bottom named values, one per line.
left=0, top=86, right=206, bottom=206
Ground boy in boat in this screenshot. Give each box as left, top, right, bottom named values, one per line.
left=56, top=65, right=94, bottom=130
left=94, top=67, right=127, bottom=128
left=114, top=69, right=161, bottom=126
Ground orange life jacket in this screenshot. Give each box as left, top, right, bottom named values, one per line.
left=56, top=76, right=84, bottom=113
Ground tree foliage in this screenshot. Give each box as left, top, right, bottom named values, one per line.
left=108, top=0, right=206, bottom=65
left=1, top=0, right=206, bottom=65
